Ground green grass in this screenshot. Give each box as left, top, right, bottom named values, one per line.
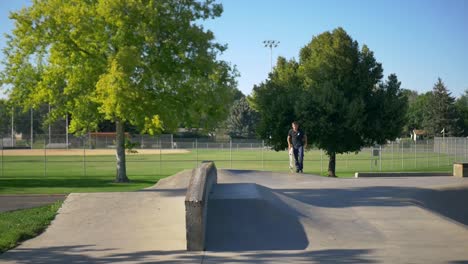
left=0, top=201, right=62, bottom=253
left=0, top=149, right=456, bottom=194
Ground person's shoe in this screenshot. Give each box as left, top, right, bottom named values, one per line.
left=296, top=169, right=300, bottom=173
left=299, top=170, right=303, bottom=173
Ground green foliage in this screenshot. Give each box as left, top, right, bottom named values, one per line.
left=423, top=78, right=461, bottom=136
left=1, top=0, right=237, bottom=181
left=405, top=91, right=432, bottom=134
left=0, top=99, right=11, bottom=135
left=455, top=89, right=468, bottom=136
left=252, top=57, right=300, bottom=150
left=253, top=28, right=408, bottom=176
left=226, top=97, right=259, bottom=138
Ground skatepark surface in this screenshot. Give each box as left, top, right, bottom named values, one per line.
left=1, top=169, right=468, bottom=263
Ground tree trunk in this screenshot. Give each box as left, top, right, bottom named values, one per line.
left=115, top=119, right=129, bottom=183
left=328, top=152, right=337, bottom=177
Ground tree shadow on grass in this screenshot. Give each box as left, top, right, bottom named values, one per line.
left=0, top=178, right=158, bottom=194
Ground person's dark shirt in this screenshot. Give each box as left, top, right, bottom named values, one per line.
left=288, top=128, right=305, bottom=148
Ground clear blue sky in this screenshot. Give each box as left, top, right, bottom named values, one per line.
left=1, top=0, right=467, bottom=98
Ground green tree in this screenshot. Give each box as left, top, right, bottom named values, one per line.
left=1, top=0, right=236, bottom=182
left=0, top=99, right=11, bottom=136
left=254, top=28, right=407, bottom=177
left=454, top=89, right=468, bottom=136
left=423, top=78, right=461, bottom=136
left=252, top=57, right=300, bottom=150
left=405, top=91, right=431, bottom=135
left=226, top=96, right=259, bottom=138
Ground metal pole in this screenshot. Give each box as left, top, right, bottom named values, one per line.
left=379, top=145, right=382, bottom=171
left=83, top=137, right=86, bottom=177
left=465, top=138, right=466, bottom=162
left=66, top=114, right=69, bottom=149
left=11, top=107, right=14, bottom=146
left=438, top=137, right=440, bottom=167
left=414, top=140, right=417, bottom=168
left=401, top=141, right=404, bottom=169
left=391, top=141, right=394, bottom=169
left=196, top=138, right=198, bottom=165
left=30, top=109, right=33, bottom=149
left=44, top=136, right=47, bottom=177
left=48, top=104, right=51, bottom=145
left=427, top=139, right=429, bottom=167
left=320, top=149, right=323, bottom=175
left=230, top=139, right=232, bottom=169
left=159, top=137, right=162, bottom=175
left=263, top=40, right=279, bottom=71
left=1, top=139, right=3, bottom=177
left=262, top=140, right=264, bottom=170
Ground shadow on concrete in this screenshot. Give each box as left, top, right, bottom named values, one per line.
left=277, top=186, right=468, bottom=226
left=137, top=188, right=187, bottom=197
left=1, top=246, right=377, bottom=263
left=205, top=183, right=308, bottom=251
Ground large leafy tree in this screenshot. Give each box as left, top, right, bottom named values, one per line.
left=405, top=91, right=432, bottom=135
left=0, top=0, right=237, bottom=182
left=254, top=28, right=407, bottom=177
left=423, top=78, right=461, bottom=136
left=455, top=89, right=468, bottom=136
left=0, top=99, right=11, bottom=136
left=252, top=57, right=300, bottom=150
left=226, top=96, right=259, bottom=138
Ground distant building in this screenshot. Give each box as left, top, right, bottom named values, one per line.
left=411, top=129, right=426, bottom=142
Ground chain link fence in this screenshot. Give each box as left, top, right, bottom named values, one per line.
left=0, top=133, right=466, bottom=178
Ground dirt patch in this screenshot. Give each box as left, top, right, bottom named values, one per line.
left=1, top=149, right=189, bottom=156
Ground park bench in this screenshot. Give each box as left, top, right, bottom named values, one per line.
left=453, top=162, right=468, bottom=177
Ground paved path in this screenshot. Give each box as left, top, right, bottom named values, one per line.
left=1, top=170, right=468, bottom=263
left=0, top=195, right=67, bottom=213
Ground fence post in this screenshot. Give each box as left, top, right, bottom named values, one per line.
left=83, top=136, right=86, bottom=177
left=320, top=149, right=323, bottom=175
left=379, top=145, right=382, bottom=171
left=401, top=141, right=404, bottom=169
left=196, top=138, right=198, bottom=165
left=438, top=137, right=440, bottom=167
left=414, top=140, right=417, bottom=168
left=230, top=139, right=232, bottom=169
left=426, top=139, right=429, bottom=167
left=1, top=138, right=3, bottom=177
left=262, top=140, right=264, bottom=170
left=159, top=137, right=162, bottom=175
left=44, top=136, right=47, bottom=177
left=391, top=141, right=394, bottom=169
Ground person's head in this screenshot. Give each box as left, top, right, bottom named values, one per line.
left=292, top=121, right=299, bottom=131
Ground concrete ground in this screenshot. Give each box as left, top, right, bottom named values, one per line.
left=1, top=169, right=468, bottom=263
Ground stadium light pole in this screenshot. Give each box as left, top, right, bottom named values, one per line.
left=263, top=40, right=280, bottom=71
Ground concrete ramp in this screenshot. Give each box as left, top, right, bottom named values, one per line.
left=2, top=169, right=468, bottom=264
left=0, top=170, right=203, bottom=263
left=206, top=183, right=308, bottom=251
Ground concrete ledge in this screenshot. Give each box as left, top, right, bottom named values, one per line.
left=355, top=172, right=452, bottom=178
left=453, top=162, right=468, bottom=177
left=185, top=161, right=217, bottom=251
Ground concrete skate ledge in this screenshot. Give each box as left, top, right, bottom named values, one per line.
left=185, top=161, right=217, bottom=251
left=355, top=172, right=452, bottom=178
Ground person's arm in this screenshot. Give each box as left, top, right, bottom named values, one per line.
left=287, top=135, right=292, bottom=150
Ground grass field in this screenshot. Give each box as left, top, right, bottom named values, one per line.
left=0, top=148, right=456, bottom=194
left=0, top=201, right=62, bottom=253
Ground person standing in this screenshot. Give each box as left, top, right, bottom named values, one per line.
left=287, top=121, right=307, bottom=173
